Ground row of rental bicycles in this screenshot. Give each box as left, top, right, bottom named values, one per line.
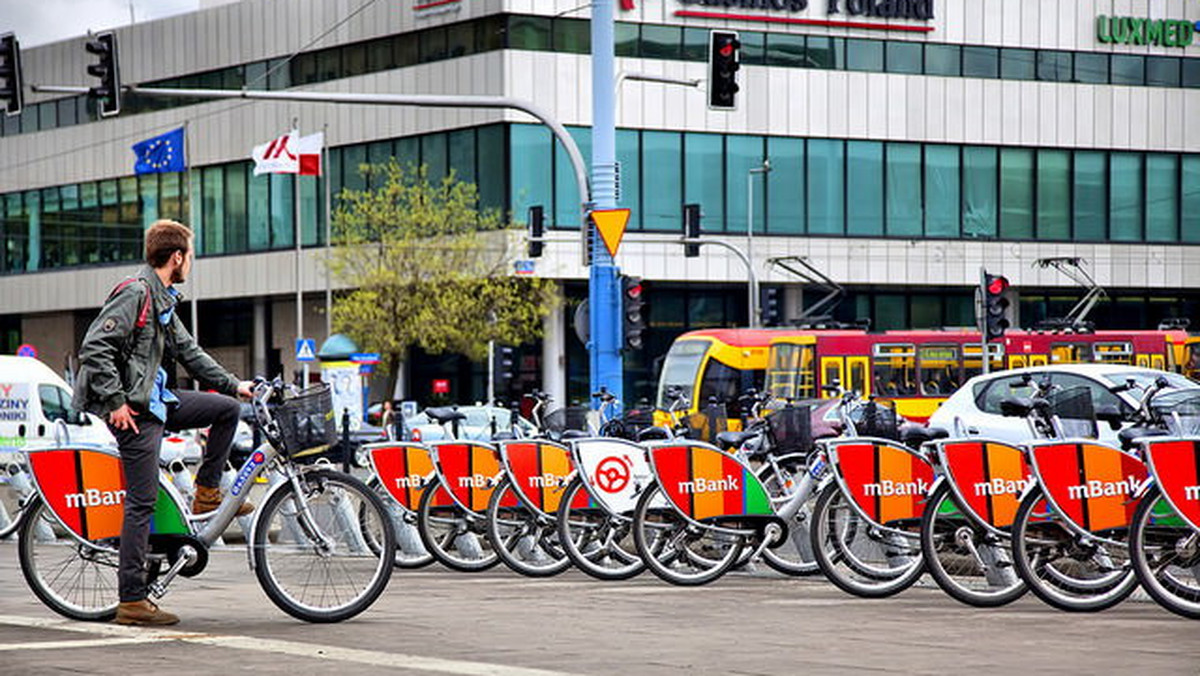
left=363, top=378, right=1200, bottom=620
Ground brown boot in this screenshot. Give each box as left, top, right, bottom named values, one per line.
left=192, top=484, right=254, bottom=516
left=114, top=599, right=179, bottom=626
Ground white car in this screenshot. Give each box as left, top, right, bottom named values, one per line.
left=405, top=406, right=536, bottom=442
left=928, top=364, right=1199, bottom=445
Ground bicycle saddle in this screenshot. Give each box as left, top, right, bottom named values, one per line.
left=425, top=407, right=467, bottom=425
left=716, top=430, right=757, bottom=449
left=561, top=430, right=590, bottom=439
left=1117, top=425, right=1169, bottom=450
left=900, top=424, right=948, bottom=447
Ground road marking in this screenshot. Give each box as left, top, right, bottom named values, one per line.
left=0, top=615, right=582, bottom=676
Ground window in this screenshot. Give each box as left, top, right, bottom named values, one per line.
left=962, top=46, right=999, bottom=78
left=1110, top=152, right=1144, bottom=241
left=999, top=148, right=1034, bottom=239
left=1073, top=151, right=1107, bottom=241
left=614, top=22, right=639, bottom=57
left=925, top=145, right=960, bottom=237
left=806, top=36, right=843, bottom=69
left=1184, top=59, right=1200, bottom=88
left=739, top=31, right=766, bottom=66
left=1145, top=57, right=1179, bottom=87
left=556, top=126, right=592, bottom=228
left=1073, top=52, right=1108, bottom=84
left=846, top=39, right=884, bottom=72
left=642, top=131, right=682, bottom=232
left=552, top=18, right=589, bottom=54
left=1111, top=54, right=1145, bottom=86
left=419, top=26, right=448, bottom=62
left=508, top=16, right=551, bottom=50
left=924, top=44, right=961, bottom=76
left=1036, top=51, right=1072, bottom=82
left=766, top=137, right=804, bottom=234
left=684, top=133, right=725, bottom=233
left=975, top=374, right=1037, bottom=414
left=872, top=344, right=917, bottom=396
left=38, top=385, right=78, bottom=425
left=885, top=143, right=921, bottom=237
left=446, top=21, right=475, bottom=58
left=807, top=139, right=844, bottom=235
left=962, top=146, right=998, bottom=237
left=886, top=41, right=922, bottom=74
left=846, top=141, right=883, bottom=236
left=1146, top=154, right=1179, bottom=242
left=1000, top=48, right=1036, bottom=80
left=918, top=345, right=961, bottom=396
left=682, top=28, right=708, bottom=61
left=726, top=135, right=765, bottom=234
left=640, top=24, right=681, bottom=60
left=1036, top=150, right=1070, bottom=240
left=766, top=34, right=807, bottom=68
left=510, top=125, right=552, bottom=226
left=1184, top=156, right=1200, bottom=243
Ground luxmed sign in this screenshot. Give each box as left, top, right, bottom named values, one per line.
left=1096, top=15, right=1199, bottom=48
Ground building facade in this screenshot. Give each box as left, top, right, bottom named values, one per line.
left=1, top=0, right=1198, bottom=405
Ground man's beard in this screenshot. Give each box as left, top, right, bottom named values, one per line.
left=171, top=266, right=186, bottom=284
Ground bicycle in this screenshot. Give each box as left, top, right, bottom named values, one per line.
left=363, top=440, right=438, bottom=569
left=485, top=438, right=577, bottom=577
left=17, top=378, right=395, bottom=623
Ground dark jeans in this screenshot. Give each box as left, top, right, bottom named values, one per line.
left=107, top=389, right=241, bottom=602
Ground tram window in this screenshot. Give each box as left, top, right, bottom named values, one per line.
left=698, top=359, right=742, bottom=412
left=917, top=345, right=960, bottom=395
left=657, top=340, right=706, bottom=409
left=963, top=344, right=1003, bottom=381
left=1050, top=342, right=1088, bottom=363
left=1093, top=342, right=1133, bottom=364
left=766, top=344, right=815, bottom=401
left=1185, top=344, right=1200, bottom=380
left=872, top=344, right=917, bottom=396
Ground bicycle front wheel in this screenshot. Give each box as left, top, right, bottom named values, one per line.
left=556, top=476, right=644, bottom=581
left=756, top=453, right=820, bottom=577
left=632, top=481, right=746, bottom=586
left=809, top=483, right=925, bottom=598
left=365, top=476, right=434, bottom=569
left=1129, top=485, right=1200, bottom=619
left=415, top=477, right=499, bottom=572
left=486, top=478, right=571, bottom=577
left=920, top=483, right=1025, bottom=608
left=18, top=498, right=120, bottom=621
left=252, top=469, right=395, bottom=623
left=1011, top=485, right=1138, bottom=612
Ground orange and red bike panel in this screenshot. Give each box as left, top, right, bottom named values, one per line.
left=648, top=443, right=771, bottom=521
left=431, top=441, right=516, bottom=513
left=1029, top=441, right=1147, bottom=533
left=937, top=440, right=1034, bottom=530
left=367, top=442, right=448, bottom=511
left=26, top=447, right=188, bottom=541
left=828, top=440, right=935, bottom=526
left=499, top=441, right=587, bottom=515
left=1142, top=438, right=1200, bottom=531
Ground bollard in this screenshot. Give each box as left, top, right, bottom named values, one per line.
left=341, top=407, right=352, bottom=473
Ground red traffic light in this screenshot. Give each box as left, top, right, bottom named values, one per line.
left=625, top=281, right=643, bottom=300
left=986, top=275, right=1009, bottom=296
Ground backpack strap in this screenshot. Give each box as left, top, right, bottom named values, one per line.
left=109, top=278, right=153, bottom=329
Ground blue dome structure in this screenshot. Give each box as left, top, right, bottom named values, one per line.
left=318, top=333, right=360, bottom=361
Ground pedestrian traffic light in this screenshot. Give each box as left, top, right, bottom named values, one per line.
left=761, top=287, right=783, bottom=327
left=85, top=31, right=120, bottom=117
left=495, top=345, right=516, bottom=385
left=708, top=31, right=740, bottom=110
left=683, top=203, right=701, bottom=258
left=622, top=276, right=647, bottom=351
left=983, top=273, right=1010, bottom=341
left=527, top=205, right=544, bottom=258
left=0, top=33, right=23, bottom=116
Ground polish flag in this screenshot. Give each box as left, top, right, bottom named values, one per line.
left=251, top=130, right=323, bottom=176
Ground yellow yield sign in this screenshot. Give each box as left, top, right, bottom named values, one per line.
left=591, top=208, right=631, bottom=258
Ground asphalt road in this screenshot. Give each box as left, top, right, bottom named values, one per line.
left=0, top=540, right=1196, bottom=675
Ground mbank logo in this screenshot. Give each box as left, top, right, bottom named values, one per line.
left=458, top=474, right=494, bottom=489
left=973, top=476, right=1035, bottom=497
left=677, top=476, right=739, bottom=493
left=65, top=488, right=125, bottom=508
left=1184, top=485, right=1200, bottom=501
left=863, top=478, right=930, bottom=496
left=528, top=474, right=568, bottom=489
left=395, top=475, right=427, bottom=489
left=1066, top=475, right=1140, bottom=500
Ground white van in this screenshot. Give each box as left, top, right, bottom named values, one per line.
left=0, top=355, right=114, bottom=463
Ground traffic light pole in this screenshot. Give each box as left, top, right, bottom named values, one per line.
left=590, top=0, right=625, bottom=410
left=979, top=266, right=990, bottom=376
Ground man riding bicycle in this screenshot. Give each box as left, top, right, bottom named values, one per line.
left=72, top=220, right=253, bottom=626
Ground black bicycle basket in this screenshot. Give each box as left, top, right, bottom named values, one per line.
left=856, top=400, right=901, bottom=441
left=1046, top=386, right=1098, bottom=439
left=766, top=404, right=813, bottom=455
left=274, top=384, right=337, bottom=455
left=1153, top=390, right=1200, bottom=436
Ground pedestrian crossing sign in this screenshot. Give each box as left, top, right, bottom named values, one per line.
left=296, top=338, right=317, bottom=362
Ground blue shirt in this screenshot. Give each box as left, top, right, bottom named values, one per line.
left=147, top=288, right=180, bottom=422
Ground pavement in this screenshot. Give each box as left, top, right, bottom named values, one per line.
left=0, top=540, right=1197, bottom=675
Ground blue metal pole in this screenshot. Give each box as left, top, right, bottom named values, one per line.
left=590, top=0, right=623, bottom=410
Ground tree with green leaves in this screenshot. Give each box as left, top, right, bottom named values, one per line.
left=327, top=160, right=558, bottom=399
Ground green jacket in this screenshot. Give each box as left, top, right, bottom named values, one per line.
left=72, top=266, right=240, bottom=416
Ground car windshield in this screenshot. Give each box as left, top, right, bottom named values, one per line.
left=1098, top=370, right=1196, bottom=392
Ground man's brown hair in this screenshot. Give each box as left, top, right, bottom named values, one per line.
left=145, top=220, right=193, bottom=268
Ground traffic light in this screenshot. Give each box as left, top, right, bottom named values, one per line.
left=495, top=345, right=516, bottom=385
left=708, top=31, right=740, bottom=110
left=983, top=273, right=1011, bottom=341
left=0, top=33, right=23, bottom=116
left=85, top=31, right=121, bottom=117
left=527, top=205, right=544, bottom=258
left=621, top=276, right=647, bottom=351
left=683, top=203, right=701, bottom=258
left=761, top=287, right=783, bottom=327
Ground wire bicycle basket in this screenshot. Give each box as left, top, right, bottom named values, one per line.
left=766, top=404, right=813, bottom=455
left=1153, top=390, right=1200, bottom=436
left=856, top=400, right=901, bottom=441
left=274, top=384, right=337, bottom=456
left=1046, top=386, right=1098, bottom=439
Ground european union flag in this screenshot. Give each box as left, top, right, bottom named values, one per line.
left=132, top=127, right=187, bottom=174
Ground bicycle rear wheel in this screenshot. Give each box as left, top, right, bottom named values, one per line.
left=920, top=483, right=1025, bottom=607
left=486, top=478, right=571, bottom=577
left=252, top=469, right=395, bottom=623
left=556, top=476, right=644, bottom=581
left=756, top=453, right=820, bottom=577
left=1129, top=485, right=1200, bottom=620
left=415, top=477, right=500, bottom=572
left=18, top=498, right=119, bottom=621
left=809, top=483, right=925, bottom=598
left=632, top=481, right=747, bottom=586
left=365, top=476, right=434, bottom=569
left=1011, top=486, right=1138, bottom=612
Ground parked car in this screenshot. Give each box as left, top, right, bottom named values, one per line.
left=927, top=364, right=1200, bottom=445
left=405, top=405, right=536, bottom=442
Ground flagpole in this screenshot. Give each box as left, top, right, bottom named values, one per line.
left=185, top=120, right=200, bottom=391
left=323, top=122, right=331, bottom=340
left=293, top=119, right=306, bottom=385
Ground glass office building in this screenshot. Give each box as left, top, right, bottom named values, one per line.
left=1, top=0, right=1198, bottom=404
